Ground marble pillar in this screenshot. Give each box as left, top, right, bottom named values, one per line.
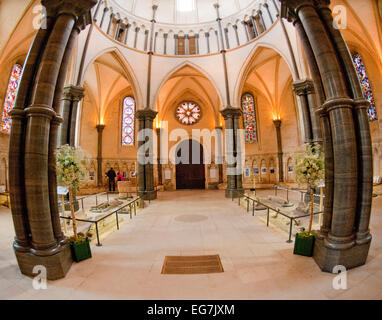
left=9, top=0, right=97, bottom=280
left=136, top=110, right=158, bottom=200
left=273, top=120, right=284, bottom=182
left=221, top=108, right=244, bottom=198
left=59, top=85, right=85, bottom=147
left=281, top=0, right=373, bottom=272
left=293, top=79, right=322, bottom=143
left=96, top=124, right=105, bottom=187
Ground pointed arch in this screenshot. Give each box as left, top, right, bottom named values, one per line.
left=152, top=61, right=224, bottom=111
left=80, top=47, right=143, bottom=109
left=233, top=42, right=297, bottom=110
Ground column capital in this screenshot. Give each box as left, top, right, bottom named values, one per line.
left=63, top=85, right=85, bottom=101
left=220, top=107, right=242, bottom=119
left=293, top=79, right=315, bottom=95
left=136, top=109, right=158, bottom=121
left=42, top=0, right=97, bottom=22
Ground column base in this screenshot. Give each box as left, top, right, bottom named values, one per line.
left=14, top=243, right=72, bottom=280
left=313, top=236, right=371, bottom=273
left=225, top=188, right=244, bottom=199
left=138, top=190, right=157, bottom=201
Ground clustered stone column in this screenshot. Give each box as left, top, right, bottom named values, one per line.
left=58, top=85, right=85, bottom=146
left=136, top=110, right=158, bottom=200
left=96, top=124, right=105, bottom=187
left=221, top=108, right=244, bottom=198
left=214, top=4, right=244, bottom=198
left=293, top=79, right=321, bottom=143
left=8, top=0, right=97, bottom=280
left=281, top=0, right=373, bottom=272
left=273, top=120, right=284, bottom=182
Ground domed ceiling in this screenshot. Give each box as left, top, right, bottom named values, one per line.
left=111, top=0, right=258, bottom=25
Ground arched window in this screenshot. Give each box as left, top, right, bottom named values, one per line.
left=352, top=52, right=377, bottom=121
left=1, top=64, right=22, bottom=133
left=241, top=92, right=258, bottom=143
left=121, top=96, right=135, bottom=146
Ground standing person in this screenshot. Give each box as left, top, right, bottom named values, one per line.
left=106, top=167, right=117, bottom=192
left=117, top=172, right=124, bottom=182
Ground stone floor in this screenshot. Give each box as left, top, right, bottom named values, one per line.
left=0, top=189, right=382, bottom=300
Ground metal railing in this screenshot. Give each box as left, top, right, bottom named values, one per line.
left=274, top=185, right=324, bottom=203
left=238, top=194, right=323, bottom=243
left=60, top=196, right=143, bottom=247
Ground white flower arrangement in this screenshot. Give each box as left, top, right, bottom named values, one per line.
left=56, top=145, right=88, bottom=241
left=56, top=145, right=87, bottom=191
left=295, top=143, right=325, bottom=188
left=295, top=143, right=325, bottom=235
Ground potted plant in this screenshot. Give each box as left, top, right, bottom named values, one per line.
left=56, top=145, right=91, bottom=262
left=294, top=143, right=325, bottom=257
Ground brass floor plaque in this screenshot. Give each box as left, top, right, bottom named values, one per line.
left=161, top=255, right=224, bottom=274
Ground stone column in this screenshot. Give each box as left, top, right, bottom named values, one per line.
left=292, top=17, right=333, bottom=238
left=174, top=34, right=178, bottom=55
left=185, top=35, right=189, bottom=55
left=316, top=0, right=373, bottom=247
left=8, top=0, right=97, bottom=280
left=136, top=110, right=158, bottom=200
left=124, top=23, right=131, bottom=44
left=9, top=17, right=56, bottom=254
left=134, top=27, right=140, bottom=48
left=163, top=33, right=168, bottom=54
left=221, top=108, right=243, bottom=198
left=224, top=28, right=230, bottom=49
left=96, top=124, right=105, bottom=187
left=99, top=7, right=109, bottom=28
left=281, top=0, right=372, bottom=272
left=273, top=120, right=284, bottom=182
left=106, top=12, right=115, bottom=35
left=233, top=24, right=240, bottom=46
left=114, top=19, right=122, bottom=40
left=242, top=21, right=250, bottom=42
left=293, top=79, right=321, bottom=143
left=258, top=9, right=267, bottom=31
left=215, top=126, right=224, bottom=184
left=156, top=128, right=162, bottom=185
left=203, top=33, right=209, bottom=53
left=263, top=3, right=274, bottom=24
left=195, top=34, right=200, bottom=54
left=250, top=16, right=259, bottom=37
left=58, top=85, right=85, bottom=146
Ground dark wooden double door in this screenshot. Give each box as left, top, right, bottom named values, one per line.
left=176, top=140, right=205, bottom=190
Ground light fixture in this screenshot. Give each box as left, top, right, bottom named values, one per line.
left=176, top=0, right=194, bottom=12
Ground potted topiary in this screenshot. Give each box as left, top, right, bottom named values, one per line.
left=56, top=145, right=91, bottom=262
left=294, top=143, right=324, bottom=257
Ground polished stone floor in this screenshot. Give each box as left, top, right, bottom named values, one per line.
left=0, top=189, right=382, bottom=300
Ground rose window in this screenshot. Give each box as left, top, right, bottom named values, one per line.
left=175, top=102, right=201, bottom=125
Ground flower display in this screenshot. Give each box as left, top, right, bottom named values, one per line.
left=56, top=145, right=87, bottom=191
left=295, top=143, right=325, bottom=235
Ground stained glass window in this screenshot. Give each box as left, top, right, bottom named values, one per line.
left=1, top=64, right=22, bottom=133
left=122, top=96, right=135, bottom=146
left=352, top=52, right=377, bottom=121
left=176, top=101, right=201, bottom=125
left=241, top=93, right=258, bottom=143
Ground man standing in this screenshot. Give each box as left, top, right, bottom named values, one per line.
left=106, top=167, right=117, bottom=192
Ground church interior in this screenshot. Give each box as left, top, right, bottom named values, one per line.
left=0, top=0, right=382, bottom=300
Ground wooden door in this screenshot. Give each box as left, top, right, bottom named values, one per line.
left=176, top=140, right=205, bottom=189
